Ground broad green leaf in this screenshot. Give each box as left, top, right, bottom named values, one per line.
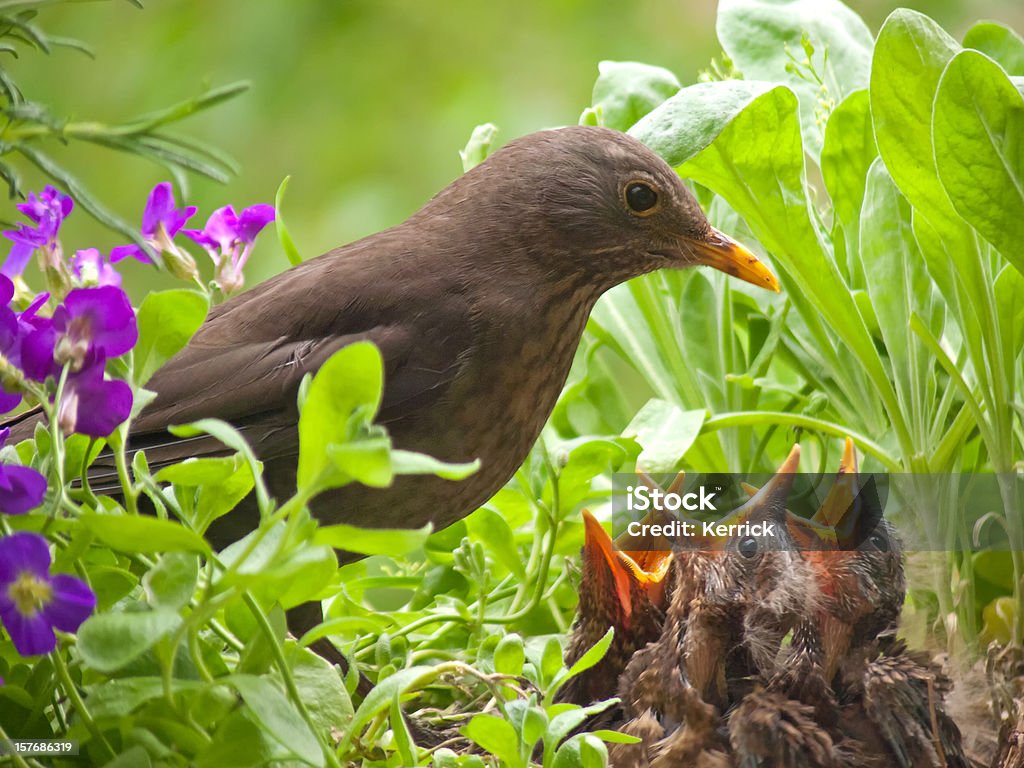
left=169, top=419, right=269, bottom=513
left=460, top=123, right=499, bottom=172
left=228, top=675, right=323, bottom=767
left=462, top=714, right=523, bottom=768
left=194, top=459, right=256, bottom=532
left=77, top=608, right=181, bottom=673
left=134, top=289, right=209, bottom=385
left=196, top=708, right=283, bottom=768
left=630, top=80, right=774, bottom=165
left=933, top=49, right=1024, bottom=276
left=390, top=449, right=481, bottom=480
left=591, top=61, right=681, bottom=131
left=964, top=21, right=1024, bottom=75
left=820, top=89, right=877, bottom=271
left=286, top=647, right=355, bottom=735
left=544, top=700, right=618, bottom=756
left=552, top=733, right=608, bottom=768
left=297, top=341, right=383, bottom=490
left=493, top=633, right=526, bottom=676
left=86, top=677, right=205, bottom=719
left=143, top=552, right=199, bottom=610
left=994, top=264, right=1024, bottom=360
left=80, top=513, right=210, bottom=555
left=622, top=398, right=705, bottom=472
left=327, top=436, right=394, bottom=487
left=717, top=0, right=874, bottom=155
left=314, top=522, right=433, bottom=557
left=870, top=10, right=964, bottom=236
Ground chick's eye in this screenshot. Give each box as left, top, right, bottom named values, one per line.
left=868, top=531, right=889, bottom=551
left=738, top=536, right=760, bottom=559
left=625, top=182, right=658, bottom=213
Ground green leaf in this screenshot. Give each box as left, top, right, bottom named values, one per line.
left=168, top=419, right=270, bottom=513
left=297, top=341, right=384, bottom=490
left=460, top=123, right=499, bottom=172
left=80, top=513, right=210, bottom=555
left=590, top=61, right=680, bottom=131
left=565, top=627, right=614, bottom=680
left=820, top=89, right=877, bottom=265
left=964, top=20, right=1024, bottom=75
left=630, top=80, right=775, bottom=166
left=314, top=522, right=433, bottom=557
left=327, top=437, right=393, bottom=488
left=933, top=49, right=1024, bottom=276
left=288, top=647, right=355, bottom=731
left=77, top=608, right=182, bottom=673
left=143, top=552, right=199, bottom=610
left=134, top=289, right=209, bottom=385
left=717, top=0, right=874, bottom=155
left=155, top=455, right=245, bottom=486
left=622, top=399, right=705, bottom=472
left=275, top=175, right=304, bottom=266
left=228, top=675, right=323, bottom=767
left=870, top=9, right=964, bottom=237
left=467, top=506, right=525, bottom=579
left=390, top=449, right=481, bottom=480
left=462, top=714, right=523, bottom=768
left=338, top=666, right=433, bottom=753
left=493, top=633, right=526, bottom=676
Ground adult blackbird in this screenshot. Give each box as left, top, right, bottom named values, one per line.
left=4, top=125, right=778, bottom=662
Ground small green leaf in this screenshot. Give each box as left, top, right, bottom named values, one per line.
left=327, top=437, right=394, bottom=487
left=77, top=608, right=182, bottom=673
left=462, top=714, right=523, bottom=768
left=964, top=20, right=1024, bottom=75
left=390, top=449, right=480, bottom=480
left=314, top=522, right=432, bottom=557
left=623, top=399, right=705, bottom=473
left=338, top=666, right=432, bottom=753
left=275, top=175, right=304, bottom=266
left=143, top=552, right=199, bottom=610
left=460, top=123, right=499, bottom=172
left=590, top=61, right=680, bottom=131
left=565, top=627, right=614, bottom=680
left=134, top=289, right=210, bottom=385
left=297, top=341, right=384, bottom=490
left=80, top=513, right=210, bottom=555
left=289, top=647, right=354, bottom=731
left=493, top=633, right=526, bottom=676
left=228, top=675, right=323, bottom=767
left=155, top=455, right=245, bottom=486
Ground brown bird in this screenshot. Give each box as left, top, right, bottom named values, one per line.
left=558, top=506, right=672, bottom=709
left=4, top=127, right=778, bottom=662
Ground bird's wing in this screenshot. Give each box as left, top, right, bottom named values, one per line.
left=8, top=235, right=476, bottom=489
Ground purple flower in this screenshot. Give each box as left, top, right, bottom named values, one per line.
left=50, top=286, right=137, bottom=371
left=0, top=532, right=95, bottom=656
left=56, top=354, right=133, bottom=437
left=110, top=182, right=197, bottom=266
left=0, top=276, right=24, bottom=412
left=72, top=249, right=121, bottom=288
left=184, top=204, right=275, bottom=294
left=0, top=428, right=45, bottom=514
left=2, top=187, right=73, bottom=279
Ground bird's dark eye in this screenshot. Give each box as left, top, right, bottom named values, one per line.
left=738, top=536, right=760, bottom=559
left=625, top=182, right=658, bottom=213
left=868, top=531, right=889, bottom=551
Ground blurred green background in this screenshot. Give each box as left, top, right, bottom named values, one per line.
left=8, top=0, right=1023, bottom=295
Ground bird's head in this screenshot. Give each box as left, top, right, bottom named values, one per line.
left=455, top=125, right=779, bottom=293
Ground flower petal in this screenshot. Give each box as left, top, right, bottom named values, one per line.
left=237, top=205, right=276, bottom=243
left=62, top=365, right=133, bottom=437
left=0, top=606, right=57, bottom=656
left=1, top=241, right=35, bottom=280
left=109, top=244, right=153, bottom=265
left=0, top=532, right=52, bottom=585
left=61, top=286, right=138, bottom=359
left=0, top=465, right=47, bottom=515
left=44, top=574, right=96, bottom=632
left=141, top=182, right=174, bottom=237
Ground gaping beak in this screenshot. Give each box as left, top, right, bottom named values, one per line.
left=687, top=226, right=780, bottom=292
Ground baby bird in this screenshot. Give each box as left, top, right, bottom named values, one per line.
left=559, top=502, right=673, bottom=708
